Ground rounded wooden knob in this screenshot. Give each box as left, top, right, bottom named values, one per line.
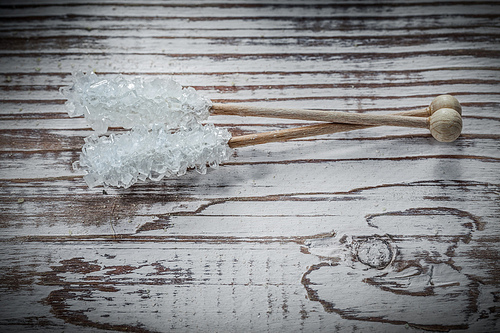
left=429, top=108, right=462, bottom=142
left=429, top=94, right=462, bottom=115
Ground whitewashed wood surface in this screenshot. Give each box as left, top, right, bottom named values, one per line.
left=0, top=1, right=499, bottom=332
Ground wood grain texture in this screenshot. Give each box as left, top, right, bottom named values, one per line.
left=0, top=1, right=499, bottom=332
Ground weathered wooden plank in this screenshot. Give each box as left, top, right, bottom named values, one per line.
left=2, top=160, right=499, bottom=218
left=1, top=55, right=497, bottom=83
left=3, top=27, right=500, bottom=40
left=2, top=35, right=499, bottom=55
left=0, top=118, right=498, bottom=153
left=1, top=3, right=499, bottom=19
left=2, top=87, right=499, bottom=111
left=2, top=0, right=498, bottom=5
left=2, top=134, right=500, bottom=179
left=2, top=92, right=499, bottom=115
left=2, top=70, right=500, bottom=90
left=1, top=123, right=499, bottom=154
left=3, top=180, right=498, bottom=239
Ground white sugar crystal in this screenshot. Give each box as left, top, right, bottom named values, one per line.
left=74, top=123, right=232, bottom=188
left=60, top=72, right=212, bottom=134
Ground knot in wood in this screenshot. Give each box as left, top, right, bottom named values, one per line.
left=356, top=238, right=393, bottom=269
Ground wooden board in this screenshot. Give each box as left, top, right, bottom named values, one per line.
left=0, top=1, right=499, bottom=332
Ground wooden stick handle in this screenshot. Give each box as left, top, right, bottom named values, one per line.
left=227, top=108, right=429, bottom=148
left=228, top=123, right=364, bottom=148
left=212, top=103, right=429, bottom=129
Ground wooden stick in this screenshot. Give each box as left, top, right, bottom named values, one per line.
left=214, top=95, right=462, bottom=120
left=228, top=123, right=364, bottom=148
left=213, top=103, right=430, bottom=128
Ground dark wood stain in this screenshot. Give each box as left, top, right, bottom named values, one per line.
left=301, top=262, right=471, bottom=331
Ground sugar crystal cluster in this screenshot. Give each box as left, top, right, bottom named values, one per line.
left=74, top=123, right=231, bottom=188
left=63, top=72, right=232, bottom=188
left=60, top=71, right=212, bottom=134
